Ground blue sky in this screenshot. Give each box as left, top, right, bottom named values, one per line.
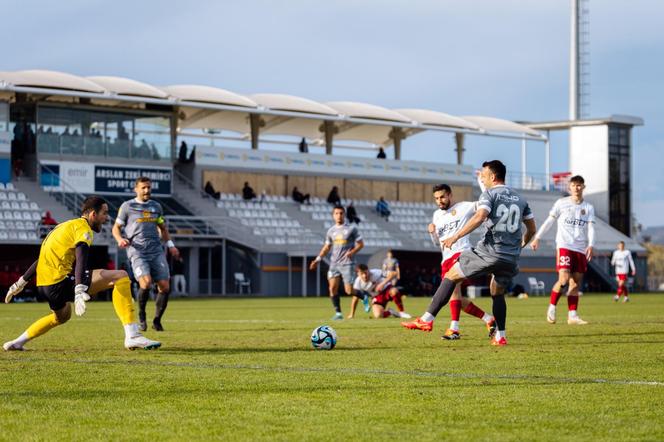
left=2, top=0, right=662, bottom=226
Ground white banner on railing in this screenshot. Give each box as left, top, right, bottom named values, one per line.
left=195, top=146, right=475, bottom=183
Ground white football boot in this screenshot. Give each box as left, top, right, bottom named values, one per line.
left=124, top=335, right=161, bottom=350
left=3, top=340, right=25, bottom=351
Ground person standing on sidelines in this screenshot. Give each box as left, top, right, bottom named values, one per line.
left=402, top=160, right=536, bottom=346
left=112, top=177, right=180, bottom=332
left=530, top=175, right=595, bottom=325
left=309, top=206, right=365, bottom=320
left=425, top=184, right=496, bottom=340
left=3, top=196, right=160, bottom=351
left=611, top=240, right=636, bottom=302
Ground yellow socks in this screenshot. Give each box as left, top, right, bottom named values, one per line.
left=26, top=313, right=61, bottom=339
left=112, top=277, right=135, bottom=326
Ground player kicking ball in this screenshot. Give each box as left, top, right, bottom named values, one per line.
left=417, top=183, right=496, bottom=340
left=401, top=161, right=536, bottom=346
left=3, top=196, right=160, bottom=351
left=353, top=264, right=411, bottom=319
left=531, top=175, right=594, bottom=325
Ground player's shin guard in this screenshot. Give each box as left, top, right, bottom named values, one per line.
left=492, top=294, right=507, bottom=332
left=112, top=277, right=135, bottom=326
left=331, top=294, right=341, bottom=313
left=26, top=313, right=62, bottom=339
left=463, top=302, right=486, bottom=319
left=426, top=278, right=456, bottom=317
left=137, top=287, right=150, bottom=321
left=154, top=290, right=170, bottom=320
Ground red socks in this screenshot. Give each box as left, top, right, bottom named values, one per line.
left=568, top=295, right=579, bottom=311
left=463, top=302, right=485, bottom=319
left=391, top=291, right=404, bottom=312
left=550, top=290, right=562, bottom=305
left=450, top=300, right=461, bottom=321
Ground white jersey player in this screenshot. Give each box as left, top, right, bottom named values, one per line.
left=611, top=241, right=635, bottom=302
left=353, top=264, right=410, bottom=319
left=531, top=175, right=595, bottom=325
left=427, top=184, right=495, bottom=340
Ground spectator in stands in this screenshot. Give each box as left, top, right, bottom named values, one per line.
left=298, top=137, right=309, bottom=153
left=292, top=186, right=311, bottom=205
left=376, top=196, right=391, bottom=221
left=178, top=141, right=189, bottom=163
left=204, top=181, right=221, bottom=200
left=346, top=201, right=361, bottom=224
left=242, top=182, right=257, bottom=200
left=327, top=186, right=341, bottom=206
left=39, top=211, right=58, bottom=238
left=188, top=145, right=196, bottom=163
left=377, top=147, right=387, bottom=159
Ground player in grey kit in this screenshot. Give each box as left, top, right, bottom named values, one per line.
left=112, top=176, right=180, bottom=332
left=309, top=206, right=364, bottom=320
left=402, top=160, right=537, bottom=346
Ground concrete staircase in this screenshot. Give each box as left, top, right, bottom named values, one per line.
left=12, top=178, right=74, bottom=222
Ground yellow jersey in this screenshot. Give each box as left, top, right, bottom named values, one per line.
left=36, top=218, right=94, bottom=286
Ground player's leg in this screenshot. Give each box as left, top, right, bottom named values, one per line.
left=445, top=285, right=463, bottom=339
left=621, top=276, right=630, bottom=302
left=489, top=275, right=508, bottom=346
left=131, top=254, right=154, bottom=331
left=90, top=269, right=161, bottom=349
left=460, top=295, right=496, bottom=338
left=347, top=283, right=360, bottom=319
left=548, top=270, right=570, bottom=324
left=389, top=287, right=410, bottom=318
left=151, top=254, right=172, bottom=331
left=327, top=275, right=343, bottom=320
left=567, top=272, right=587, bottom=325
left=3, top=304, right=71, bottom=351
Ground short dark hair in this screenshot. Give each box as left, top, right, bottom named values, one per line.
left=432, top=184, right=452, bottom=194
left=619, top=241, right=625, bottom=246
left=356, top=263, right=368, bottom=271
left=482, top=160, right=506, bottom=182
left=81, top=196, right=107, bottom=215
left=332, top=205, right=345, bottom=214
left=570, top=175, right=585, bottom=185
left=134, top=176, right=151, bottom=187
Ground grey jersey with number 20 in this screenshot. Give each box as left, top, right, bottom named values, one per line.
left=475, top=185, right=533, bottom=262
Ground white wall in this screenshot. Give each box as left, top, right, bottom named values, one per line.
left=569, top=125, right=609, bottom=220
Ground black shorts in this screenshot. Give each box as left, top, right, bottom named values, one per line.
left=38, top=275, right=75, bottom=311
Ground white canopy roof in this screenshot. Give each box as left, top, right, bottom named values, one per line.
left=87, top=76, right=169, bottom=99
left=462, top=116, right=542, bottom=137
left=251, top=94, right=337, bottom=116
left=327, top=101, right=411, bottom=123
left=162, top=85, right=257, bottom=108
left=0, top=69, right=105, bottom=93
left=395, top=108, right=480, bottom=131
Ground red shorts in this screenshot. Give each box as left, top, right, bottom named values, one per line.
left=556, top=248, right=587, bottom=273
left=372, top=286, right=393, bottom=307
left=616, top=274, right=627, bottom=281
left=440, top=252, right=462, bottom=278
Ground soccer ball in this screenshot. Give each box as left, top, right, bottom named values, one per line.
left=311, top=325, right=337, bottom=350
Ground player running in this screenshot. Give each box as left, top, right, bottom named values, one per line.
left=112, top=176, right=180, bottom=332
left=309, top=206, right=365, bottom=320
left=402, top=160, right=536, bottom=346
left=424, top=183, right=496, bottom=340
left=354, top=264, right=411, bottom=319
left=531, top=175, right=595, bottom=325
left=3, top=196, right=160, bottom=351
left=611, top=241, right=635, bottom=302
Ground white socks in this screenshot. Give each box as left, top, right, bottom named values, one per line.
left=449, top=320, right=459, bottom=331
left=124, top=323, right=140, bottom=338
left=421, top=312, right=435, bottom=322
left=482, top=313, right=492, bottom=323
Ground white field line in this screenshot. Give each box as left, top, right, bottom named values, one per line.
left=5, top=356, right=664, bottom=387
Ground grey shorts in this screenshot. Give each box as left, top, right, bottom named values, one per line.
left=457, top=248, right=518, bottom=289
left=327, top=263, right=355, bottom=286
left=129, top=252, right=170, bottom=282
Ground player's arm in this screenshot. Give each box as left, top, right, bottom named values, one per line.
left=428, top=222, right=439, bottom=246
left=628, top=251, right=636, bottom=276
left=610, top=251, right=617, bottom=266
left=346, top=239, right=364, bottom=260
left=443, top=209, right=488, bottom=249
left=530, top=216, right=555, bottom=251
left=521, top=218, right=537, bottom=248
left=157, top=219, right=180, bottom=259
left=4, top=259, right=38, bottom=303
left=586, top=221, right=595, bottom=261
left=375, top=271, right=397, bottom=292
left=73, top=243, right=92, bottom=316
left=395, top=263, right=401, bottom=281
left=309, top=243, right=331, bottom=270
left=112, top=204, right=130, bottom=248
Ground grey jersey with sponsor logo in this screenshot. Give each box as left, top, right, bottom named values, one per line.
left=475, top=185, right=533, bottom=262
left=116, top=198, right=165, bottom=256
left=325, top=223, right=362, bottom=265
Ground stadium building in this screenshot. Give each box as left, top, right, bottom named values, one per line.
left=0, top=69, right=646, bottom=297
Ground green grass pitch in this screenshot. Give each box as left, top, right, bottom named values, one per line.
left=2, top=293, right=663, bottom=441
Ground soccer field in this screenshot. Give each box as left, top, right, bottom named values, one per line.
left=2, top=294, right=663, bottom=441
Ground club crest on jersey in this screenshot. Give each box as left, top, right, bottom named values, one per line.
left=451, top=209, right=457, bottom=216
left=581, top=209, right=586, bottom=215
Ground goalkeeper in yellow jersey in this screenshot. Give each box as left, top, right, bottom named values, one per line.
left=3, top=196, right=161, bottom=351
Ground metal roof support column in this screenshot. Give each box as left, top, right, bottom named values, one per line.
left=321, top=121, right=336, bottom=155
left=545, top=130, right=551, bottom=191
left=454, top=133, right=465, bottom=165
left=389, top=127, right=405, bottom=160
left=249, top=114, right=264, bottom=150
left=521, top=136, right=527, bottom=189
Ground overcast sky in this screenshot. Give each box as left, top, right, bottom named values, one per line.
left=2, top=0, right=662, bottom=226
